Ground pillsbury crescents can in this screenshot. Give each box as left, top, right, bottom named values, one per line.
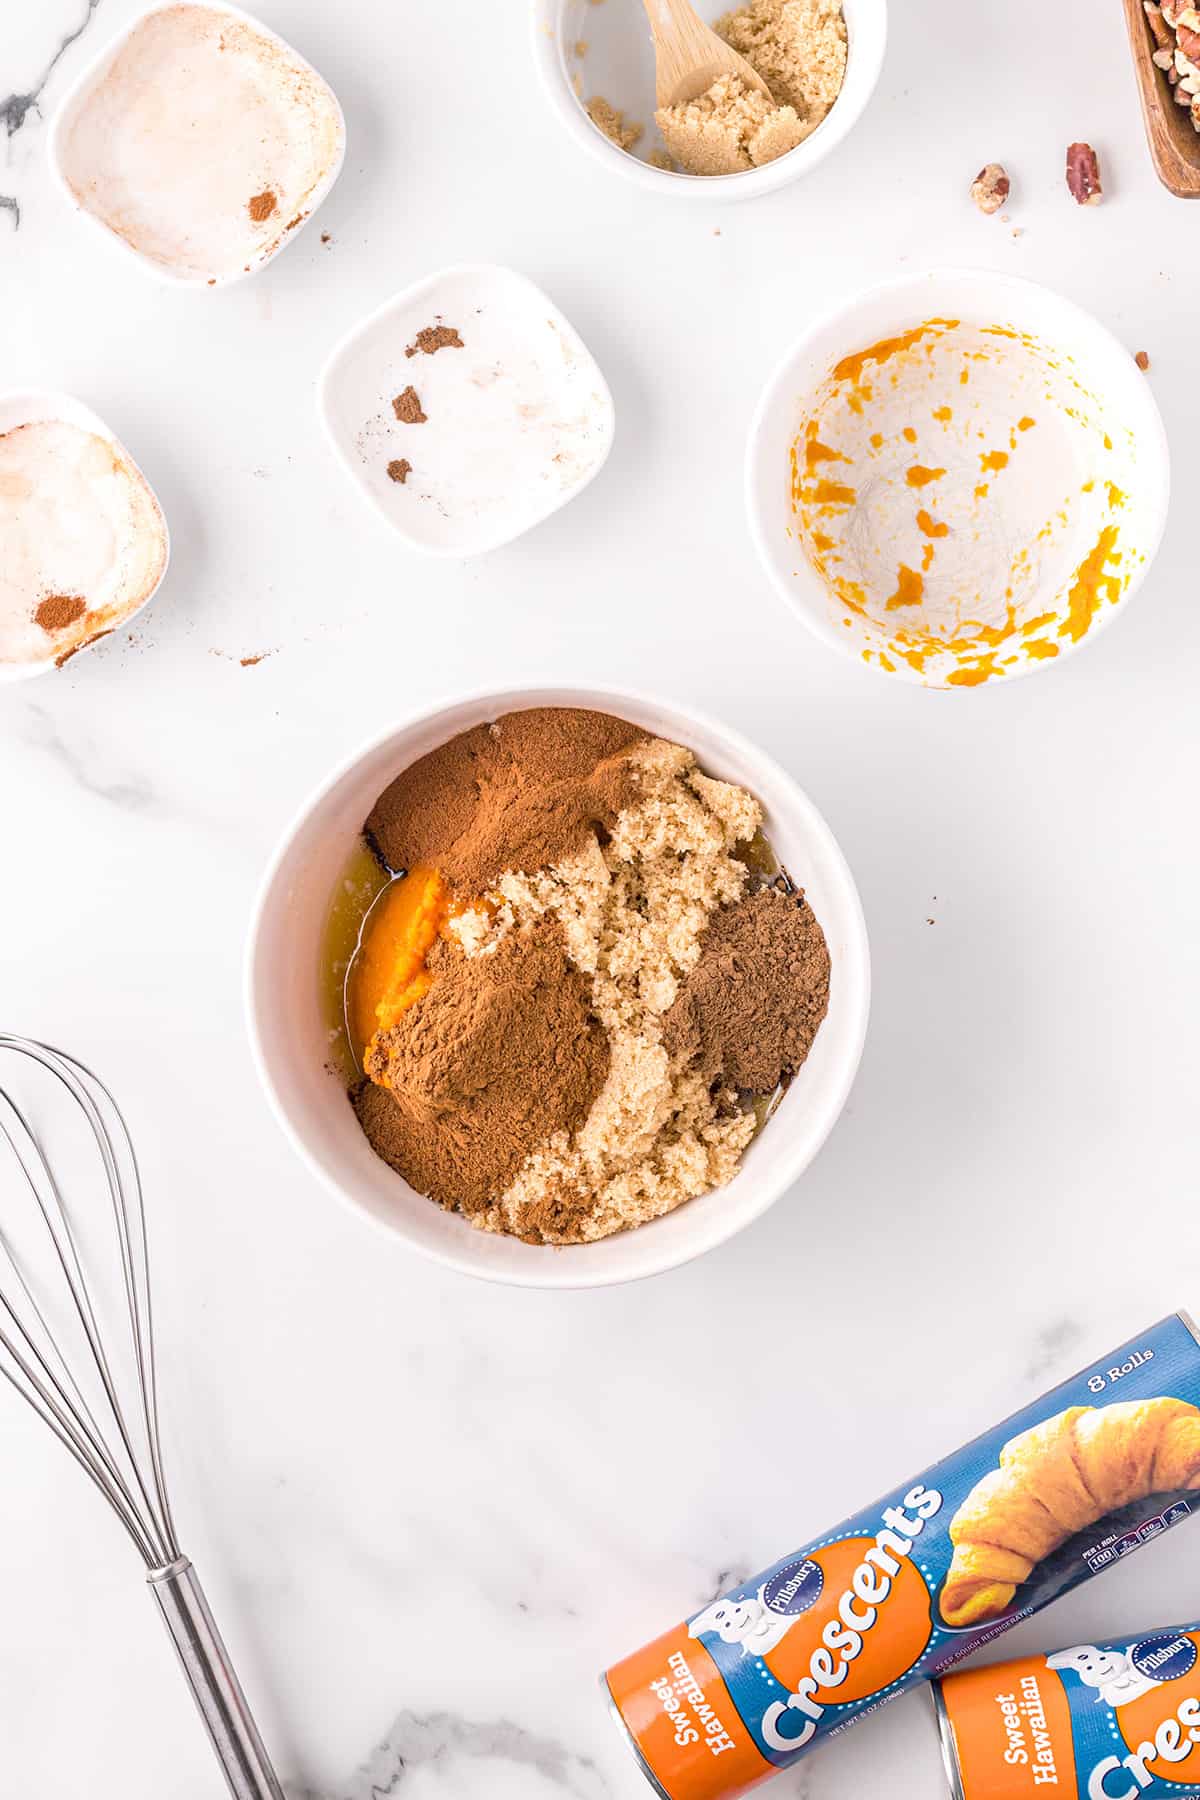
left=603, top=1314, right=1200, bottom=1800
left=935, top=1621, right=1200, bottom=1799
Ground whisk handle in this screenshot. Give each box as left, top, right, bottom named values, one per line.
left=148, top=1558, right=286, bottom=1800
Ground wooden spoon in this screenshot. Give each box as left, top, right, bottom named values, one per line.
left=641, top=0, right=774, bottom=109
left=1119, top=0, right=1200, bottom=198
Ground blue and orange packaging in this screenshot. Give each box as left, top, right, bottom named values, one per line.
left=935, top=1622, right=1200, bottom=1798
left=604, top=1314, right=1200, bottom=1800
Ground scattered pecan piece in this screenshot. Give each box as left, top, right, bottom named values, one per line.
left=1135, top=350, right=1151, bottom=370
left=1145, top=0, right=1174, bottom=44
left=1066, top=142, right=1103, bottom=205
left=970, top=162, right=1010, bottom=215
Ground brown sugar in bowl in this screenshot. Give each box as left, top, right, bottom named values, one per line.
left=246, top=685, right=870, bottom=1289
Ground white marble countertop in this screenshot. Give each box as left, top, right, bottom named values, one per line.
left=3, top=1, right=1200, bottom=1795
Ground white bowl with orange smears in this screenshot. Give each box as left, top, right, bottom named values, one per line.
left=747, top=270, right=1170, bottom=688
left=0, top=391, right=169, bottom=682
left=49, top=1, right=344, bottom=287
left=246, top=686, right=870, bottom=1290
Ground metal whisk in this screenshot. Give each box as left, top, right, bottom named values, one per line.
left=0, top=1036, right=285, bottom=1800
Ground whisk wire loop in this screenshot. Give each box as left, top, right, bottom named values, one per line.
left=0, top=1038, right=178, bottom=1566
left=0, top=1035, right=286, bottom=1800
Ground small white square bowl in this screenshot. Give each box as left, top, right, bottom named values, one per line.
left=0, top=390, right=169, bottom=682
left=49, top=1, right=345, bottom=288
left=317, top=264, right=616, bottom=557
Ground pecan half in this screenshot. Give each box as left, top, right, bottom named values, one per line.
left=1145, top=0, right=1174, bottom=44
left=1066, top=142, right=1103, bottom=205
left=970, top=162, right=1010, bottom=215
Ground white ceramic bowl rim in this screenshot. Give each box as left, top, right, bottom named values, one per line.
left=530, top=0, right=888, bottom=201
left=745, top=265, right=1173, bottom=687
left=246, top=683, right=871, bottom=1288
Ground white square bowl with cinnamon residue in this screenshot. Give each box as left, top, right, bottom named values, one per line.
left=318, top=265, right=615, bottom=558
left=49, top=1, right=344, bottom=287
left=0, top=390, right=169, bottom=682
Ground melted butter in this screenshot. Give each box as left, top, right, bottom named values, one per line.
left=318, top=838, right=392, bottom=1082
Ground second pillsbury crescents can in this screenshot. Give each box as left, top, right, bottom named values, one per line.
left=604, top=1314, right=1200, bottom=1800
left=935, top=1621, right=1200, bottom=1799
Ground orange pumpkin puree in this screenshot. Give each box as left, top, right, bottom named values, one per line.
left=348, top=864, right=449, bottom=1059
left=1059, top=525, right=1122, bottom=644
left=886, top=564, right=925, bottom=609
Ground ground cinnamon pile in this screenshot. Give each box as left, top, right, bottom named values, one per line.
left=247, top=190, right=277, bottom=222
left=354, top=918, right=608, bottom=1211
left=392, top=386, right=427, bottom=423
left=663, top=886, right=830, bottom=1090
left=34, top=594, right=87, bottom=632
left=405, top=325, right=463, bottom=358
left=364, top=708, right=646, bottom=891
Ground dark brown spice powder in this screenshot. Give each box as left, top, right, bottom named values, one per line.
left=662, top=886, right=831, bottom=1092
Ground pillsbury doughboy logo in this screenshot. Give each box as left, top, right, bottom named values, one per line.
left=763, top=1560, right=824, bottom=1619
left=689, top=1592, right=793, bottom=1659
left=1131, top=1632, right=1198, bottom=1684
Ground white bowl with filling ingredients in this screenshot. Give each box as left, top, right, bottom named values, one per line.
left=747, top=269, right=1171, bottom=688
left=49, top=1, right=344, bottom=287
left=318, top=265, right=615, bottom=557
left=0, top=390, right=169, bottom=682
left=532, top=0, right=886, bottom=199
left=247, top=686, right=870, bottom=1289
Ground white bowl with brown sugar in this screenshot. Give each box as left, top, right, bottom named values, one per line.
left=532, top=0, right=886, bottom=198
left=246, top=686, right=870, bottom=1289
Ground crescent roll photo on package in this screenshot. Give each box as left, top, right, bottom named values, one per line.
left=604, top=1314, right=1200, bottom=1800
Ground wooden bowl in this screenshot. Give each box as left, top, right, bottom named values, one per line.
left=1121, top=0, right=1200, bottom=197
